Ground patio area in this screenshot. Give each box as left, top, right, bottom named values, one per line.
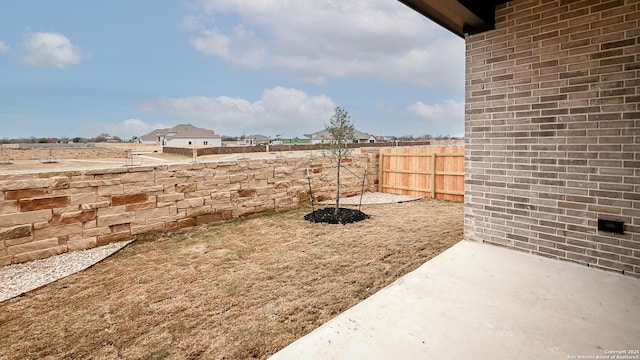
left=271, top=240, right=640, bottom=359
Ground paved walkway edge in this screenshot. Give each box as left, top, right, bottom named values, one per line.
left=270, top=240, right=640, bottom=360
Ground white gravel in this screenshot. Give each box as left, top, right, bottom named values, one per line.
left=0, top=240, right=132, bottom=303
left=319, top=192, right=423, bottom=205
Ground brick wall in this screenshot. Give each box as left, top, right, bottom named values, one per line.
left=0, top=152, right=378, bottom=265
left=465, top=0, right=639, bottom=276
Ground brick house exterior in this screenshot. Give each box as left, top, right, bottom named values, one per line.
left=402, top=0, right=639, bottom=276
left=466, top=0, right=639, bottom=276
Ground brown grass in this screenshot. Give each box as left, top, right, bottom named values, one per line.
left=0, top=199, right=463, bottom=359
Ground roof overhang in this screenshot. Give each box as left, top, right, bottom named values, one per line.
left=397, top=0, right=511, bottom=37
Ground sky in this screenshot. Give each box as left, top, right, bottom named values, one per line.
left=0, top=0, right=465, bottom=140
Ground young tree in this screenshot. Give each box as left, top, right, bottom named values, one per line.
left=325, top=106, right=356, bottom=215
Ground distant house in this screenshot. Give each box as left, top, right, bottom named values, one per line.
left=138, top=124, right=222, bottom=147
left=244, top=134, right=270, bottom=146
left=304, top=129, right=376, bottom=145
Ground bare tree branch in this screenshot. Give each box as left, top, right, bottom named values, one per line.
left=324, top=107, right=356, bottom=215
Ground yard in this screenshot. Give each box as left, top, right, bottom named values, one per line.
left=0, top=199, right=463, bottom=359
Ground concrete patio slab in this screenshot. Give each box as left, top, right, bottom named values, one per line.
left=270, top=240, right=640, bottom=360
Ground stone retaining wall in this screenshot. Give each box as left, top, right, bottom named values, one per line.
left=164, top=141, right=433, bottom=157
left=0, top=147, right=129, bottom=161
left=0, top=152, right=378, bottom=265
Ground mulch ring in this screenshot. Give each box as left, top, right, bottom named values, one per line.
left=303, top=207, right=370, bottom=224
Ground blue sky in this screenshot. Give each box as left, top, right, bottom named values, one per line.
left=0, top=0, right=465, bottom=140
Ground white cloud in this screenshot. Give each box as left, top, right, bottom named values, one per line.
left=137, top=86, right=336, bottom=136
left=80, top=119, right=169, bottom=139
left=21, top=32, right=85, bottom=69
left=187, top=0, right=464, bottom=88
left=408, top=100, right=464, bottom=124
left=0, top=41, right=9, bottom=53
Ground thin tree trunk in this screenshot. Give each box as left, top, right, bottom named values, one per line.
left=335, top=160, right=340, bottom=216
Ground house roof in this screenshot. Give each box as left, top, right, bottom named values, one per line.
left=397, top=0, right=511, bottom=37
left=246, top=134, right=270, bottom=141
left=140, top=124, right=220, bottom=141
left=305, top=129, right=375, bottom=141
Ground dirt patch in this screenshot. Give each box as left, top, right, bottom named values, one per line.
left=0, top=199, right=463, bottom=359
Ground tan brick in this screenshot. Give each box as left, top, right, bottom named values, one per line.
left=125, top=201, right=156, bottom=212
left=131, top=223, right=165, bottom=235
left=0, top=255, right=12, bottom=266
left=71, top=179, right=121, bottom=188
left=229, top=174, right=248, bottom=183
left=214, top=182, right=241, bottom=192
left=249, top=179, right=268, bottom=188
left=124, top=185, right=163, bottom=194
left=97, top=232, right=134, bottom=246
left=111, top=193, right=148, bottom=206
left=0, top=224, right=32, bottom=240
left=67, top=236, right=97, bottom=251
left=83, top=226, right=111, bottom=237
left=110, top=223, right=130, bottom=233
left=119, top=171, right=154, bottom=183
left=0, top=209, right=52, bottom=227
left=210, top=191, right=231, bottom=202
left=135, top=207, right=172, bottom=221
left=176, top=183, right=197, bottom=193
left=60, top=210, right=97, bottom=224
left=71, top=192, right=98, bottom=206
left=176, top=218, right=197, bottom=229
left=5, top=189, right=50, bottom=200
left=196, top=211, right=233, bottom=225
left=5, top=236, right=33, bottom=247
left=157, top=193, right=185, bottom=202
left=97, top=213, right=134, bottom=227
left=97, top=205, right=126, bottom=216
left=7, top=238, right=60, bottom=255
left=33, top=221, right=49, bottom=230
left=98, top=185, right=124, bottom=196
left=19, top=196, right=70, bottom=212
left=34, top=223, right=83, bottom=241
left=49, top=176, right=70, bottom=190
left=176, top=197, right=204, bottom=209
left=81, top=201, right=110, bottom=210
left=12, top=245, right=67, bottom=264
left=238, top=189, right=256, bottom=198
left=274, top=181, right=292, bottom=190
left=186, top=206, right=212, bottom=218
left=254, top=170, right=274, bottom=180
left=0, top=201, right=18, bottom=215
left=0, top=179, right=50, bottom=191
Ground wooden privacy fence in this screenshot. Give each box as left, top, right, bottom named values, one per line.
left=378, top=146, right=464, bottom=202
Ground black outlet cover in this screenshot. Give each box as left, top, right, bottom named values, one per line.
left=598, top=218, right=624, bottom=235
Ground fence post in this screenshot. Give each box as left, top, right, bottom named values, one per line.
left=431, top=153, right=436, bottom=199
left=378, top=151, right=383, bottom=193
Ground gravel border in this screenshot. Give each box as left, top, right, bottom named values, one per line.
left=319, top=192, right=423, bottom=205
left=0, top=240, right=132, bottom=303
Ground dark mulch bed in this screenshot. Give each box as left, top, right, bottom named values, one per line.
left=304, top=207, right=370, bottom=224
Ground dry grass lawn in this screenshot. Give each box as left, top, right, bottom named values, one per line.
left=0, top=199, right=463, bottom=359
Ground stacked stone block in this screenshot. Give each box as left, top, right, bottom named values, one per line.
left=0, top=153, right=378, bottom=265
left=1, top=147, right=128, bottom=160
left=465, top=0, right=639, bottom=276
